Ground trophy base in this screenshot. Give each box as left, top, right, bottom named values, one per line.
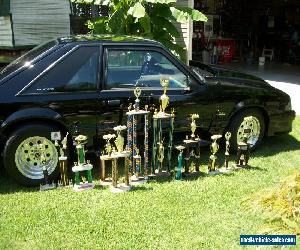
left=208, top=170, right=220, bottom=176
left=218, top=168, right=234, bottom=174
left=40, top=183, right=56, bottom=191
left=73, top=182, right=95, bottom=192
left=100, top=179, right=112, bottom=186
left=56, top=183, right=73, bottom=189
left=234, top=164, right=250, bottom=170
left=182, top=171, right=202, bottom=178
left=130, top=176, right=148, bottom=185
left=110, top=184, right=132, bottom=193
left=155, top=171, right=171, bottom=177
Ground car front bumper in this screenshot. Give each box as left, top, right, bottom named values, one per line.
left=268, top=110, right=296, bottom=136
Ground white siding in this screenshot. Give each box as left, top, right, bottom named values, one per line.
left=174, top=0, right=193, bottom=63
left=10, top=0, right=71, bottom=47
left=0, top=16, right=13, bottom=47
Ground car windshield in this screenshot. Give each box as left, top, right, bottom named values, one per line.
left=0, top=40, right=58, bottom=81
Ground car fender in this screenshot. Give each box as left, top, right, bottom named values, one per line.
left=1, top=107, right=67, bottom=133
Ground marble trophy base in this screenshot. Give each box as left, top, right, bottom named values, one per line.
left=100, top=178, right=113, bottom=187
left=208, top=170, right=220, bottom=176
left=73, top=182, right=95, bottom=192
left=155, top=170, right=171, bottom=177
left=130, top=175, right=148, bottom=185
left=182, top=171, right=201, bottom=178
left=40, top=183, right=56, bottom=191
left=110, top=184, right=132, bottom=193
left=218, top=167, right=234, bottom=174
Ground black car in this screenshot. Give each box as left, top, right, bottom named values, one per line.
left=0, top=35, right=295, bottom=186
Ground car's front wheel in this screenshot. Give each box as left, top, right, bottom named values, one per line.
left=3, top=123, right=61, bottom=186
left=227, top=109, right=265, bottom=151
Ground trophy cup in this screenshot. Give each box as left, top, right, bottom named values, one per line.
left=72, top=135, right=94, bottom=191
left=208, top=134, right=222, bottom=174
left=190, top=114, right=199, bottom=139
left=175, top=145, right=185, bottom=180
left=55, top=132, right=70, bottom=187
left=158, top=77, right=170, bottom=116
left=134, top=87, right=141, bottom=111
left=113, top=125, right=127, bottom=153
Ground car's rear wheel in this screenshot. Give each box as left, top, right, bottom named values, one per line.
left=3, top=123, right=61, bottom=186
left=227, top=109, right=265, bottom=151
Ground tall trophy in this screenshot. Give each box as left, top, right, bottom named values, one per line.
left=175, top=145, right=185, bottom=180
left=208, top=134, right=222, bottom=174
left=72, top=135, right=94, bottom=191
left=236, top=117, right=252, bottom=168
left=55, top=132, right=70, bottom=187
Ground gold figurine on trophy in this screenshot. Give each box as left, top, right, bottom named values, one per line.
left=113, top=125, right=127, bottom=153
left=157, top=140, right=165, bottom=172
left=190, top=114, right=199, bottom=138
left=159, top=77, right=170, bottom=115
left=134, top=87, right=141, bottom=111
left=208, top=134, right=222, bottom=173
left=103, top=134, right=116, bottom=156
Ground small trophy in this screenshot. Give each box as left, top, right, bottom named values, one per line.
left=236, top=117, right=253, bottom=168
left=113, top=125, right=127, bottom=153
left=132, top=149, right=142, bottom=180
left=134, top=87, right=141, bottom=111
left=208, top=135, right=222, bottom=174
left=159, top=77, right=170, bottom=115
left=224, top=132, right=231, bottom=169
left=72, top=135, right=94, bottom=191
left=190, top=114, right=199, bottom=138
left=40, top=154, right=55, bottom=191
left=175, top=145, right=185, bottom=180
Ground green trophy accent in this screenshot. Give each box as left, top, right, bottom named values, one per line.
left=113, top=125, right=127, bottom=153
left=159, top=77, right=170, bottom=114
left=175, top=145, right=185, bottom=180
left=208, top=135, right=222, bottom=172
left=190, top=114, right=199, bottom=138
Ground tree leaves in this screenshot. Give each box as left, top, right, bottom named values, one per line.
left=128, top=2, right=146, bottom=19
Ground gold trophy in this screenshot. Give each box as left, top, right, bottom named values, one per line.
left=208, top=134, right=222, bottom=174
left=113, top=125, right=127, bottom=153
left=134, top=87, right=141, bottom=111
left=157, top=140, right=165, bottom=173
left=190, top=114, right=199, bottom=138
left=103, top=134, right=116, bottom=156
left=159, top=77, right=170, bottom=115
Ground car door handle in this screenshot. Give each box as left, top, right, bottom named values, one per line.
left=107, top=99, right=121, bottom=106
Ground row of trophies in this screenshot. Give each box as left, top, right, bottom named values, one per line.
left=40, top=77, right=253, bottom=192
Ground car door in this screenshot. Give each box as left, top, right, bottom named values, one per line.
left=20, top=45, right=101, bottom=145
left=100, top=45, right=214, bottom=134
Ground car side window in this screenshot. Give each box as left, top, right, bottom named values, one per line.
left=106, top=49, right=187, bottom=89
left=24, top=46, right=99, bottom=94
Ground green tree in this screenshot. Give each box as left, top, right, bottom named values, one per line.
left=72, top=0, right=207, bottom=60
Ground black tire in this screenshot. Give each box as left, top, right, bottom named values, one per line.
left=227, top=109, right=265, bottom=151
left=3, top=123, right=62, bottom=186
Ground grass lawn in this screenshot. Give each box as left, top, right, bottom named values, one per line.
left=0, top=117, right=299, bottom=249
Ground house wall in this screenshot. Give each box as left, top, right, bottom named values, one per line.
left=174, top=0, right=193, bottom=63
left=10, top=0, right=71, bottom=47
left=0, top=16, right=13, bottom=47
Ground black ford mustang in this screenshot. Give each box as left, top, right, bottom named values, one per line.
left=0, top=35, right=295, bottom=186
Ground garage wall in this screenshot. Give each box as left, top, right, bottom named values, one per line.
left=174, top=0, right=193, bottom=63
left=0, top=16, right=13, bottom=47
left=10, top=0, right=71, bottom=47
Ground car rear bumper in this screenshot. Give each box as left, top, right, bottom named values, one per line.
left=268, top=110, right=296, bottom=136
